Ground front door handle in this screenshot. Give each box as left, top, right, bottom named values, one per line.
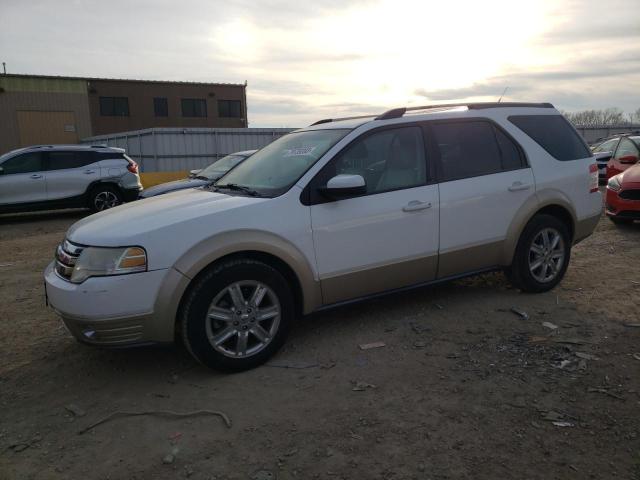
left=508, top=182, right=531, bottom=192
left=84, top=170, right=96, bottom=174
left=403, top=200, right=432, bottom=212
left=30, top=174, right=43, bottom=179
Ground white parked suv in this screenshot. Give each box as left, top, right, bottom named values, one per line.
left=44, top=103, right=601, bottom=371
left=0, top=145, right=142, bottom=214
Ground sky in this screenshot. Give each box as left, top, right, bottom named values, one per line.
left=1, top=0, right=639, bottom=127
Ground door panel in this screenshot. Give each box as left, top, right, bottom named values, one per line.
left=0, top=152, right=47, bottom=205
left=311, top=185, right=439, bottom=304
left=45, top=151, right=100, bottom=201
left=438, top=168, right=535, bottom=277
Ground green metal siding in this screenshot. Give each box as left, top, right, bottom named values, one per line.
left=0, top=76, right=87, bottom=94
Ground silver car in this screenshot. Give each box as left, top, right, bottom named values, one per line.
left=0, top=144, right=142, bottom=213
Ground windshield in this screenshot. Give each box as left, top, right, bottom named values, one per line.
left=216, top=129, right=350, bottom=196
left=199, top=154, right=246, bottom=179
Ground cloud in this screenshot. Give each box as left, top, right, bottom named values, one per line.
left=1, top=0, right=639, bottom=126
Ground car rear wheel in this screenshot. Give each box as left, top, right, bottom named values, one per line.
left=89, top=185, right=122, bottom=212
left=180, top=258, right=293, bottom=372
left=508, top=214, right=571, bottom=293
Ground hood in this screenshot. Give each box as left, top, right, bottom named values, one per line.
left=139, top=178, right=209, bottom=198
left=620, top=163, right=640, bottom=186
left=67, top=188, right=267, bottom=247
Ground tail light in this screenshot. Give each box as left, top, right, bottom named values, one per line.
left=589, top=164, right=598, bottom=193
left=127, top=160, right=139, bottom=174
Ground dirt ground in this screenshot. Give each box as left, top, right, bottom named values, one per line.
left=0, top=205, right=639, bottom=480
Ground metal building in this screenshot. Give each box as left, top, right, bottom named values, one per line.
left=0, top=74, right=248, bottom=155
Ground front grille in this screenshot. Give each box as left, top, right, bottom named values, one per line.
left=619, top=189, right=640, bottom=200
left=55, top=240, right=84, bottom=281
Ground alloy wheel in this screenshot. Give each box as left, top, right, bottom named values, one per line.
left=528, top=227, right=565, bottom=283
left=205, top=281, right=281, bottom=358
left=94, top=191, right=119, bottom=211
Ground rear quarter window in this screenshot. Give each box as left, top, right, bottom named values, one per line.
left=509, top=115, right=591, bottom=161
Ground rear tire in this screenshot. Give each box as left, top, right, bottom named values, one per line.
left=89, top=185, right=122, bottom=212
left=508, top=214, right=571, bottom=293
left=180, top=258, right=294, bottom=372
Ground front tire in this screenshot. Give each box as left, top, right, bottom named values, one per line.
left=508, top=214, right=571, bottom=293
left=180, top=258, right=294, bottom=372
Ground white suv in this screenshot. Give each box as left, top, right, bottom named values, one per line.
left=0, top=145, right=142, bottom=214
left=44, top=103, right=601, bottom=371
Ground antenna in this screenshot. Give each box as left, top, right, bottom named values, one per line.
left=498, top=86, right=508, bottom=103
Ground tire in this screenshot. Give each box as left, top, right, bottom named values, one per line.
left=180, top=258, right=294, bottom=372
left=88, top=185, right=122, bottom=212
left=609, top=216, right=633, bottom=225
left=508, top=214, right=571, bottom=293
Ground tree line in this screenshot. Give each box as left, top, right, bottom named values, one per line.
left=561, top=108, right=640, bottom=127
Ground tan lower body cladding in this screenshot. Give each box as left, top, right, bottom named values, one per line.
left=319, top=240, right=505, bottom=305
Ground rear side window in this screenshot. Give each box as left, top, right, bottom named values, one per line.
left=95, top=152, right=126, bottom=161
left=431, top=121, right=523, bottom=182
left=47, top=151, right=97, bottom=171
left=509, top=115, right=591, bottom=161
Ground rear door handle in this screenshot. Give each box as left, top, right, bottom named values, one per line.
left=30, top=174, right=43, bottom=179
left=508, top=182, right=531, bottom=192
left=84, top=170, right=96, bottom=174
left=403, top=200, right=432, bottom=212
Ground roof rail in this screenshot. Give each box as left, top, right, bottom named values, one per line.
left=376, top=102, right=554, bottom=120
left=309, top=114, right=377, bottom=126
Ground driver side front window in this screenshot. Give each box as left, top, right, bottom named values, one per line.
left=1, top=152, right=44, bottom=175
left=330, top=126, right=427, bottom=195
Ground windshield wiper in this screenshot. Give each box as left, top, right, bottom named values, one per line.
left=214, top=183, right=262, bottom=197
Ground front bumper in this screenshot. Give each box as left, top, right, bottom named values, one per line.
left=605, top=187, right=640, bottom=220
left=44, top=262, right=180, bottom=346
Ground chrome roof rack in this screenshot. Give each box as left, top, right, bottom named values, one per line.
left=309, top=114, right=378, bottom=126
left=376, top=102, right=554, bottom=120
left=309, top=102, right=554, bottom=126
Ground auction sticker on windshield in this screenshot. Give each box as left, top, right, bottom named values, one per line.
left=284, top=146, right=316, bottom=157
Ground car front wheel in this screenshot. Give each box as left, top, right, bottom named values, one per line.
left=180, top=258, right=293, bottom=372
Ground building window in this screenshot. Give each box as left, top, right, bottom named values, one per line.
left=181, top=98, right=207, bottom=117
left=99, top=96, right=129, bottom=116
left=218, top=99, right=242, bottom=118
left=154, top=97, right=168, bottom=117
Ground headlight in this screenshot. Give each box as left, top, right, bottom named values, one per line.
left=607, top=176, right=622, bottom=192
left=70, top=246, right=147, bottom=283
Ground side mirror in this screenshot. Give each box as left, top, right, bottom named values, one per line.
left=0, top=166, right=4, bottom=175
left=619, top=155, right=638, bottom=165
left=319, top=174, right=366, bottom=199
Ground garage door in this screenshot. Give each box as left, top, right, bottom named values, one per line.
left=17, top=111, right=78, bottom=146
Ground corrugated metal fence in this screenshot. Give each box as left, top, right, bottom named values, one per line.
left=82, top=127, right=295, bottom=173
left=575, top=125, right=640, bottom=144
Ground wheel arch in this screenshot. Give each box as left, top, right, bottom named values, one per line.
left=503, top=191, right=577, bottom=265
left=171, top=230, right=321, bottom=321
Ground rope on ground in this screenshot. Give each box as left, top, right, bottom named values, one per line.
left=77, top=409, right=232, bottom=435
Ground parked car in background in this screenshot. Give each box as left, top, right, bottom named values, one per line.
left=44, top=102, right=601, bottom=372
left=605, top=162, right=640, bottom=224
left=606, top=135, right=640, bottom=179
left=0, top=145, right=141, bottom=214
left=591, top=137, right=620, bottom=182
left=140, top=150, right=256, bottom=199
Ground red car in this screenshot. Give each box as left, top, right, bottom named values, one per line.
left=605, top=135, right=640, bottom=179
left=606, top=162, right=640, bottom=224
